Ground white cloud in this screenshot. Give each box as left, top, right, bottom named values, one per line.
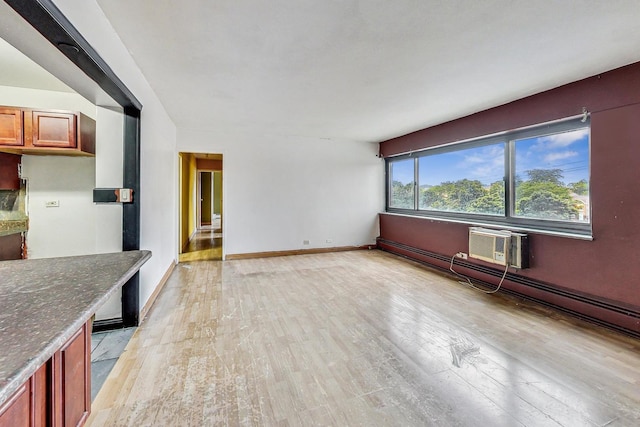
left=464, top=154, right=486, bottom=164
left=533, top=128, right=589, bottom=150
left=471, top=164, right=500, bottom=179
left=543, top=150, right=578, bottom=163
left=459, top=146, right=504, bottom=181
left=461, top=145, right=503, bottom=165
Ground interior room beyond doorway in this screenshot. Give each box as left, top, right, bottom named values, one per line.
left=178, top=152, right=223, bottom=262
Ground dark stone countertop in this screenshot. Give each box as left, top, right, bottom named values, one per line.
left=0, top=250, right=151, bottom=407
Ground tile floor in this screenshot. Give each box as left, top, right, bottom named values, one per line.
left=90, top=327, right=136, bottom=401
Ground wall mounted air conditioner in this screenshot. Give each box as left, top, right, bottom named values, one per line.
left=468, top=227, right=529, bottom=269
left=509, top=231, right=529, bottom=269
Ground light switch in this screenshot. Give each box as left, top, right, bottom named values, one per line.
left=94, top=188, right=134, bottom=203
left=45, top=200, right=59, bottom=207
left=115, top=188, right=133, bottom=203
left=120, top=188, right=131, bottom=202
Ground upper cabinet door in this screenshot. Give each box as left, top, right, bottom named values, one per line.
left=0, top=108, right=23, bottom=146
left=31, top=110, right=77, bottom=148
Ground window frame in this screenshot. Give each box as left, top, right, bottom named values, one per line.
left=387, top=157, right=418, bottom=210
left=385, top=117, right=592, bottom=237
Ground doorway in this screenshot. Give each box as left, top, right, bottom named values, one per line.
left=200, top=171, right=213, bottom=226
left=179, top=152, right=223, bottom=262
left=198, top=169, right=222, bottom=229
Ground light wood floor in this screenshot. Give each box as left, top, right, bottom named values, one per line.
left=179, top=228, right=222, bottom=262
left=88, top=250, right=640, bottom=426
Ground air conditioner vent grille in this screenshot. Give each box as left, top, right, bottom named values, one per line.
left=469, top=234, right=499, bottom=261
left=468, top=227, right=528, bottom=268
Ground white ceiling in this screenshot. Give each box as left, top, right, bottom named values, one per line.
left=96, top=0, right=640, bottom=143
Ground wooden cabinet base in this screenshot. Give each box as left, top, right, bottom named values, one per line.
left=0, top=383, right=30, bottom=427
left=0, top=322, right=91, bottom=427
left=0, top=364, right=47, bottom=427
left=52, top=323, right=91, bottom=427
left=0, top=152, right=22, bottom=190
left=0, top=234, right=24, bottom=261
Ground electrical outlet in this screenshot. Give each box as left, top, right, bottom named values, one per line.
left=45, top=200, right=59, bottom=208
left=303, top=240, right=310, bottom=245
left=325, top=239, right=333, bottom=243
left=456, top=252, right=468, bottom=259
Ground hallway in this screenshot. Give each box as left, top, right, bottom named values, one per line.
left=179, top=152, right=223, bottom=263
left=87, top=250, right=640, bottom=426
left=179, top=221, right=222, bottom=262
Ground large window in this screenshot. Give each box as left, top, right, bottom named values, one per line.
left=514, top=127, right=590, bottom=223
left=418, top=142, right=505, bottom=215
left=386, top=118, right=590, bottom=235
left=389, top=158, right=415, bottom=209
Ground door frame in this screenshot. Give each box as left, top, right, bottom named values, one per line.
left=177, top=152, right=225, bottom=260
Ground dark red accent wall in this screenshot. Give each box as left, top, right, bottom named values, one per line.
left=379, top=62, right=640, bottom=334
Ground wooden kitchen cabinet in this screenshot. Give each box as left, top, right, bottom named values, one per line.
left=52, top=323, right=91, bottom=427
left=0, top=322, right=91, bottom=427
left=0, top=382, right=31, bottom=426
left=0, top=152, right=21, bottom=190
left=0, top=106, right=95, bottom=156
left=0, top=364, right=47, bottom=427
left=0, top=233, right=24, bottom=261
left=30, top=111, right=77, bottom=149
left=0, top=108, right=23, bottom=146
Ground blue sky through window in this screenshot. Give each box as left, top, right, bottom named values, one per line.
left=390, top=158, right=414, bottom=184
left=515, top=128, right=589, bottom=185
left=392, top=128, right=589, bottom=188
left=418, top=143, right=505, bottom=187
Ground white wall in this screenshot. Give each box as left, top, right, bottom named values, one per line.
left=178, top=130, right=384, bottom=255
left=52, top=0, right=178, bottom=311
left=21, top=156, right=96, bottom=256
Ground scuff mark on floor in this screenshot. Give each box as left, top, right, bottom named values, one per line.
left=449, top=334, right=480, bottom=368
